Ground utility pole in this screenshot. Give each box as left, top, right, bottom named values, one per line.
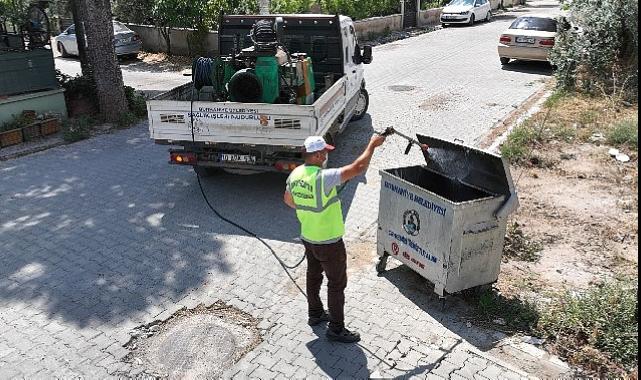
left=258, top=0, right=270, bottom=15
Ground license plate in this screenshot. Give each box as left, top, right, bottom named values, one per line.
left=444, top=15, right=455, bottom=19
left=516, top=36, right=535, bottom=44
left=218, top=153, right=256, bottom=164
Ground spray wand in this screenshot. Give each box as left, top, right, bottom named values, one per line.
left=377, top=127, right=429, bottom=155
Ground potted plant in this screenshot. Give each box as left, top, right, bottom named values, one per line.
left=20, top=110, right=41, bottom=141
left=0, top=115, right=27, bottom=148
left=40, top=117, right=61, bottom=135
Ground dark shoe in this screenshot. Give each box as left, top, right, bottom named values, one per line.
left=326, top=328, right=361, bottom=343
left=308, top=310, right=330, bottom=326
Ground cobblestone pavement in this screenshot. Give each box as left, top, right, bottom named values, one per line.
left=1, top=1, right=570, bottom=378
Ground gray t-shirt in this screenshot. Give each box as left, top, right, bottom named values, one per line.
left=286, top=167, right=342, bottom=196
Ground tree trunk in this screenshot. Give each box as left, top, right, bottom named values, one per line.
left=161, top=27, right=172, bottom=55
left=70, top=0, right=92, bottom=78
left=79, top=0, right=128, bottom=123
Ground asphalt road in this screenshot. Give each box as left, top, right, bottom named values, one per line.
left=1, top=1, right=569, bottom=378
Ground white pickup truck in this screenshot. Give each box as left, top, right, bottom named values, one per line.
left=147, top=14, right=372, bottom=175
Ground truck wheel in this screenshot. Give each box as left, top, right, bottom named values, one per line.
left=500, top=57, right=510, bottom=65
left=57, top=42, right=69, bottom=58
left=194, top=166, right=221, bottom=177
left=350, top=88, right=369, bottom=122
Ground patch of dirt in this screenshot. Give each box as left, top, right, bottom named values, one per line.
left=499, top=142, right=638, bottom=297
left=346, top=240, right=379, bottom=274
left=419, top=93, right=456, bottom=111
left=122, top=52, right=191, bottom=73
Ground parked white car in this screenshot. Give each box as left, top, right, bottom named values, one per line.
left=498, top=14, right=558, bottom=65
left=441, top=0, right=492, bottom=26
left=54, top=21, right=142, bottom=59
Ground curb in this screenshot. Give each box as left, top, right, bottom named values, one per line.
left=478, top=85, right=552, bottom=152
left=0, top=138, right=66, bottom=161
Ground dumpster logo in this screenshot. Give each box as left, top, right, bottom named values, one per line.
left=402, top=210, right=421, bottom=236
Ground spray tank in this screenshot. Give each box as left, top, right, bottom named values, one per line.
left=192, top=18, right=315, bottom=105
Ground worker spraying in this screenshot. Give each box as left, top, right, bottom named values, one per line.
left=283, top=131, right=427, bottom=343
left=284, top=134, right=387, bottom=343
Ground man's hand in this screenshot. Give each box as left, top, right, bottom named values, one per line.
left=370, top=134, right=386, bottom=148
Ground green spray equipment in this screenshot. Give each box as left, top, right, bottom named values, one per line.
left=192, top=18, right=315, bottom=105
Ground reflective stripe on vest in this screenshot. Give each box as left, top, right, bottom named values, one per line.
left=289, top=165, right=345, bottom=244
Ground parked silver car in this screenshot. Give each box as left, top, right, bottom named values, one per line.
left=54, top=21, right=142, bottom=59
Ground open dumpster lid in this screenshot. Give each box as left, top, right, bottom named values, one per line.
left=416, top=134, right=516, bottom=198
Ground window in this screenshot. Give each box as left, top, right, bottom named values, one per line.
left=113, top=21, right=129, bottom=33
left=510, top=16, right=558, bottom=32
left=448, top=0, right=475, bottom=6
left=66, top=25, right=75, bottom=35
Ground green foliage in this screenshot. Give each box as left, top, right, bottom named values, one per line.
left=0, top=114, right=31, bottom=132
left=124, top=86, right=148, bottom=118
left=116, top=112, right=138, bottom=129
left=500, top=123, right=539, bottom=163
left=62, top=116, right=93, bottom=142
left=112, top=0, right=155, bottom=24
left=551, top=0, right=638, bottom=101
left=467, top=288, right=540, bottom=332
left=421, top=0, right=449, bottom=9
left=264, top=0, right=404, bottom=20
left=59, top=74, right=97, bottom=100
left=607, top=117, right=638, bottom=150
left=0, top=0, right=28, bottom=25
left=537, top=279, right=639, bottom=374
left=543, top=89, right=567, bottom=108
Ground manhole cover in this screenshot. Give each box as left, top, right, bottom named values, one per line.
left=388, top=85, right=416, bottom=92
left=126, top=303, right=261, bottom=379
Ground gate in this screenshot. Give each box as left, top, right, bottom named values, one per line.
left=402, top=0, right=419, bottom=28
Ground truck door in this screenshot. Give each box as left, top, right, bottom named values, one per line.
left=343, top=24, right=364, bottom=102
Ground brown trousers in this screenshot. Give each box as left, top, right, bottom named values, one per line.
left=303, top=239, right=347, bottom=332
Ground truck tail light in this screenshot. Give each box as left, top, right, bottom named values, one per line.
left=275, top=161, right=299, bottom=172
left=170, top=152, right=197, bottom=165
left=539, top=38, right=555, bottom=46
left=499, top=35, right=512, bottom=44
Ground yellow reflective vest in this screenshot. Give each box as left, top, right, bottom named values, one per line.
left=288, top=165, right=344, bottom=244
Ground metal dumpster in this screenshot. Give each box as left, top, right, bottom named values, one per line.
left=376, top=134, right=519, bottom=296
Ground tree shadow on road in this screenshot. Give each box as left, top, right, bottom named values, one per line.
left=0, top=126, right=239, bottom=328
left=0, top=113, right=376, bottom=328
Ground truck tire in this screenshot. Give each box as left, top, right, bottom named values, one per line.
left=194, top=166, right=222, bottom=177
left=57, top=42, right=69, bottom=58
left=350, top=88, right=369, bottom=122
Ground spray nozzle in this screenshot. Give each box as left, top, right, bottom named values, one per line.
left=377, top=127, right=429, bottom=154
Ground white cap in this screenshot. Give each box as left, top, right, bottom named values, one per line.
left=304, top=136, right=335, bottom=153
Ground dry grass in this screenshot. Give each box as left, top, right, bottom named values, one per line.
left=501, top=92, right=639, bottom=165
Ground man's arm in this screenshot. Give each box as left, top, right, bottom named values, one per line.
left=283, top=191, right=297, bottom=209
left=339, top=134, right=386, bottom=183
